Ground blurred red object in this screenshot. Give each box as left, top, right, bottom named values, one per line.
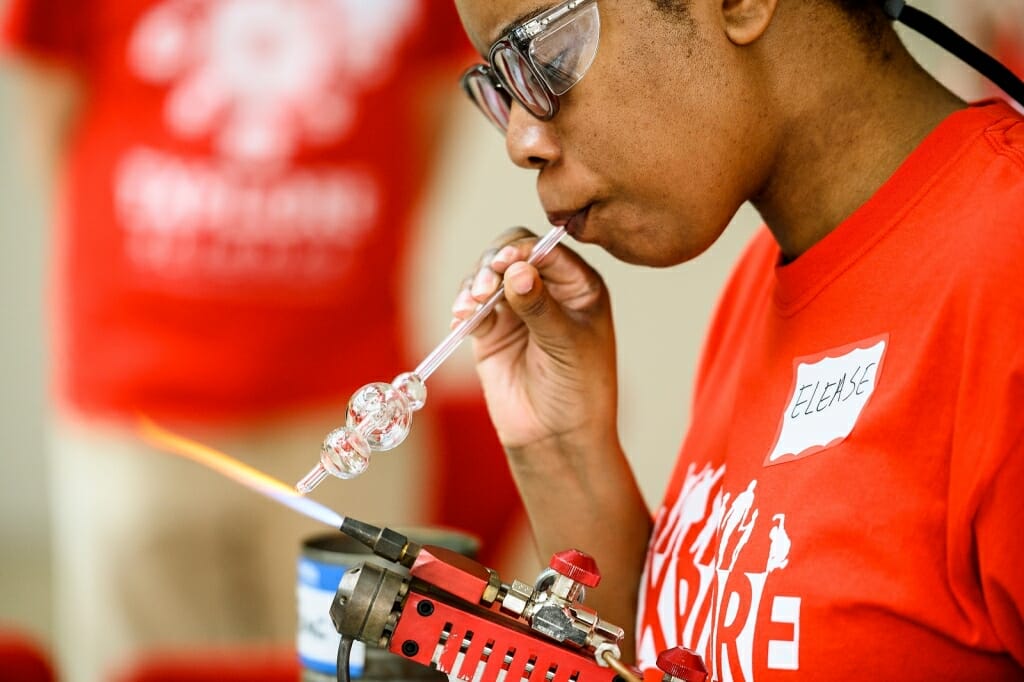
left=115, top=647, right=299, bottom=682
left=428, top=384, right=526, bottom=571
left=0, top=629, right=56, bottom=682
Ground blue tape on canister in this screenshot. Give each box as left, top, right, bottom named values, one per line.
left=296, top=555, right=366, bottom=677
left=298, top=528, right=478, bottom=682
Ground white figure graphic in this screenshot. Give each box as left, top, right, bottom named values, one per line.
left=639, top=470, right=799, bottom=682
left=766, top=514, right=791, bottom=573
left=717, top=480, right=759, bottom=572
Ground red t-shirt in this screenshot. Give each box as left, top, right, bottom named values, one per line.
left=637, top=102, right=1024, bottom=680
left=2, top=0, right=472, bottom=422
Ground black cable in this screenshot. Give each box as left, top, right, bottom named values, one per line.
left=336, top=635, right=353, bottom=682
left=882, top=0, right=1024, bottom=107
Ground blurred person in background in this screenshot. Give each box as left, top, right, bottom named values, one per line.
left=0, top=1, right=524, bottom=680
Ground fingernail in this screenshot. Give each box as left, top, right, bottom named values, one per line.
left=452, top=288, right=475, bottom=315
left=471, top=267, right=500, bottom=298
left=492, top=245, right=517, bottom=268
left=508, top=263, right=533, bottom=295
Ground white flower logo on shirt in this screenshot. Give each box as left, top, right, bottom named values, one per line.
left=128, top=0, right=420, bottom=165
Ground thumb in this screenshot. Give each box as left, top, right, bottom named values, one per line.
left=503, top=261, right=573, bottom=348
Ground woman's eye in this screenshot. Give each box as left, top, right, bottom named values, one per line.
left=541, top=48, right=576, bottom=87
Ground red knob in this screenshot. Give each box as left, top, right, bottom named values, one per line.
left=656, top=647, right=708, bottom=682
left=549, top=549, right=601, bottom=587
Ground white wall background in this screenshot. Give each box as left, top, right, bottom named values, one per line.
left=0, top=0, right=991, bottom=649
left=0, top=27, right=53, bottom=640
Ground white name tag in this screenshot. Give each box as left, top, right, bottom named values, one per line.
left=766, top=335, right=887, bottom=466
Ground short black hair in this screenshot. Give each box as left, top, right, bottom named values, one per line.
left=831, top=0, right=890, bottom=33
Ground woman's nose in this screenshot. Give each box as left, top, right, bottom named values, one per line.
left=504, top=102, right=561, bottom=170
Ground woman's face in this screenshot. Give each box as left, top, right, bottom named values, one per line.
left=455, top=0, right=777, bottom=266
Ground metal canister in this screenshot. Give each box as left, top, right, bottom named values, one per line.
left=297, top=527, right=479, bottom=682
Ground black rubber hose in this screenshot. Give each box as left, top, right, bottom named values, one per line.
left=336, top=636, right=354, bottom=682
left=883, top=0, right=1024, bottom=106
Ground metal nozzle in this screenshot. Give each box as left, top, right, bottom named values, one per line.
left=338, top=517, right=423, bottom=568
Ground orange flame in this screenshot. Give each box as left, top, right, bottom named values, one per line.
left=138, top=416, right=344, bottom=528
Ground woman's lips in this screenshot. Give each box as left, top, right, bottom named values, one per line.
left=565, top=205, right=590, bottom=239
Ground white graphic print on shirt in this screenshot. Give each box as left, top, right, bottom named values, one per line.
left=129, top=0, right=419, bottom=163
left=637, top=463, right=800, bottom=682
left=114, top=0, right=422, bottom=291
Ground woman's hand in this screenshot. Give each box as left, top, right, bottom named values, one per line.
left=451, top=227, right=620, bottom=458
left=452, top=229, right=651, bottom=654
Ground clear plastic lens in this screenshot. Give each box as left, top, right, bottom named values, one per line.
left=529, top=1, right=600, bottom=95
left=465, top=70, right=511, bottom=131
left=466, top=0, right=600, bottom=128
left=494, top=45, right=553, bottom=115
left=484, top=86, right=511, bottom=129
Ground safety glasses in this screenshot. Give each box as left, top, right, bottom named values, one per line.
left=460, top=0, right=601, bottom=132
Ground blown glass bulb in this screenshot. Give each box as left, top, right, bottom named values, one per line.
left=294, top=226, right=567, bottom=494
left=346, top=382, right=413, bottom=451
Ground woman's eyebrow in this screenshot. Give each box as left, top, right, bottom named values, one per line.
left=489, top=3, right=548, bottom=45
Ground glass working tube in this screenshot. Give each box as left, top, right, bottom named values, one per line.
left=295, top=225, right=567, bottom=494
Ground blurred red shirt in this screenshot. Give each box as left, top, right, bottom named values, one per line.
left=2, top=0, right=471, bottom=422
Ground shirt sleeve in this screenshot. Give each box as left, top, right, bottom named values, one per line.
left=1, top=0, right=90, bottom=66
left=949, top=204, right=1024, bottom=670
